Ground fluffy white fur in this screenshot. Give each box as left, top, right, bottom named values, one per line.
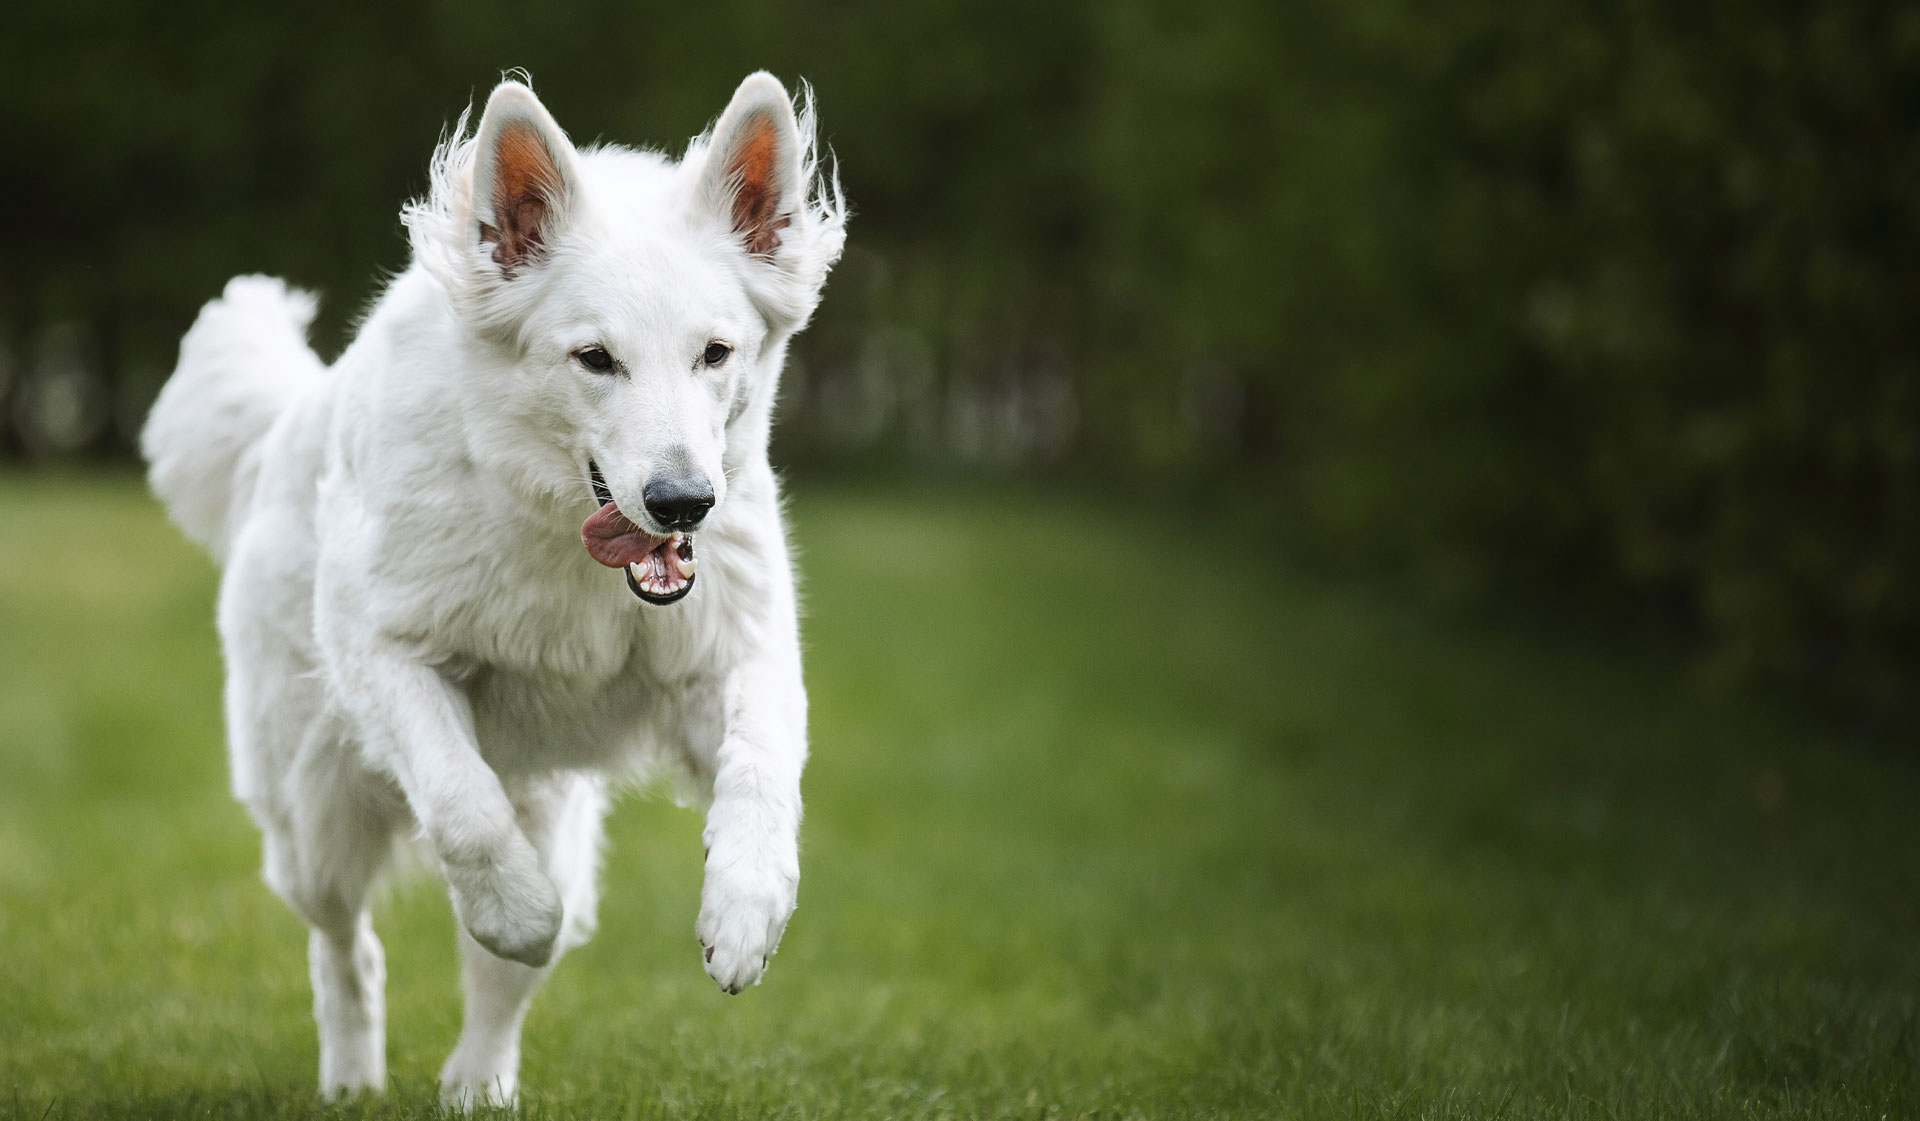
left=141, top=73, right=845, bottom=1106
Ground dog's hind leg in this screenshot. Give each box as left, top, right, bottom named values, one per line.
left=221, top=462, right=406, bottom=1097
left=308, top=915, right=387, bottom=1098
left=439, top=772, right=607, bottom=1109
left=256, top=739, right=406, bottom=1099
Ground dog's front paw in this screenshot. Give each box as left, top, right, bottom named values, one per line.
left=696, top=842, right=797, bottom=994
left=438, top=1060, right=517, bottom=1112
left=446, top=846, right=563, bottom=968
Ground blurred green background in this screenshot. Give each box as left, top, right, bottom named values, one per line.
left=1, top=0, right=1916, bottom=722
left=2, top=2, right=1919, bottom=1117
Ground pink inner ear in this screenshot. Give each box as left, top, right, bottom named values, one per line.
left=727, top=113, right=789, bottom=257
left=483, top=122, right=561, bottom=271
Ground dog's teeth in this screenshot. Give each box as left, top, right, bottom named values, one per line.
left=680, top=557, right=697, bottom=577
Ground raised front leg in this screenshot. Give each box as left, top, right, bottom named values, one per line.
left=320, top=635, right=564, bottom=969
left=697, top=656, right=808, bottom=993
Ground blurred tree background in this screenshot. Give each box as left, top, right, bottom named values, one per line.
left=0, top=0, right=1914, bottom=727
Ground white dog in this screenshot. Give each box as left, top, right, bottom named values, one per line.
left=140, top=73, right=845, bottom=1105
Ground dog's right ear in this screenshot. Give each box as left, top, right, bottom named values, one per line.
left=470, top=82, right=578, bottom=276
left=697, top=73, right=807, bottom=260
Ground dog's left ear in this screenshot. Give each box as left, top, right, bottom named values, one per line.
left=698, top=73, right=806, bottom=258
left=471, top=81, right=579, bottom=275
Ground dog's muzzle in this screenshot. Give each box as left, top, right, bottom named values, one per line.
left=584, top=461, right=697, bottom=605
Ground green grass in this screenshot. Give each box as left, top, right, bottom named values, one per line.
left=1, top=473, right=1916, bottom=1120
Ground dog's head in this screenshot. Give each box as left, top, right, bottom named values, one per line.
left=404, top=73, right=846, bottom=603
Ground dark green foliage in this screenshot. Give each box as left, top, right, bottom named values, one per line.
left=0, top=0, right=1913, bottom=718
left=1287, top=1, right=1920, bottom=727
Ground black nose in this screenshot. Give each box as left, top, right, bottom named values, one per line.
left=643, top=475, right=714, bottom=530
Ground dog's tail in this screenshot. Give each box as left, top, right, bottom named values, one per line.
left=142, top=276, right=326, bottom=563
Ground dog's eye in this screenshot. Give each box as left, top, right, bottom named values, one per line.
left=575, top=347, right=616, bottom=372
left=703, top=342, right=732, bottom=368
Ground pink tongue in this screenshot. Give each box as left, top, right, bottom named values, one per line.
left=582, top=502, right=667, bottom=568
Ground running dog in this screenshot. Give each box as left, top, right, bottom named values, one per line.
left=141, top=72, right=846, bottom=1104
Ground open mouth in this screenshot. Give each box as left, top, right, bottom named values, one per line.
left=583, top=460, right=696, bottom=605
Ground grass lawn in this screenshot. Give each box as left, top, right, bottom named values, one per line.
left=0, top=473, right=1915, bottom=1120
